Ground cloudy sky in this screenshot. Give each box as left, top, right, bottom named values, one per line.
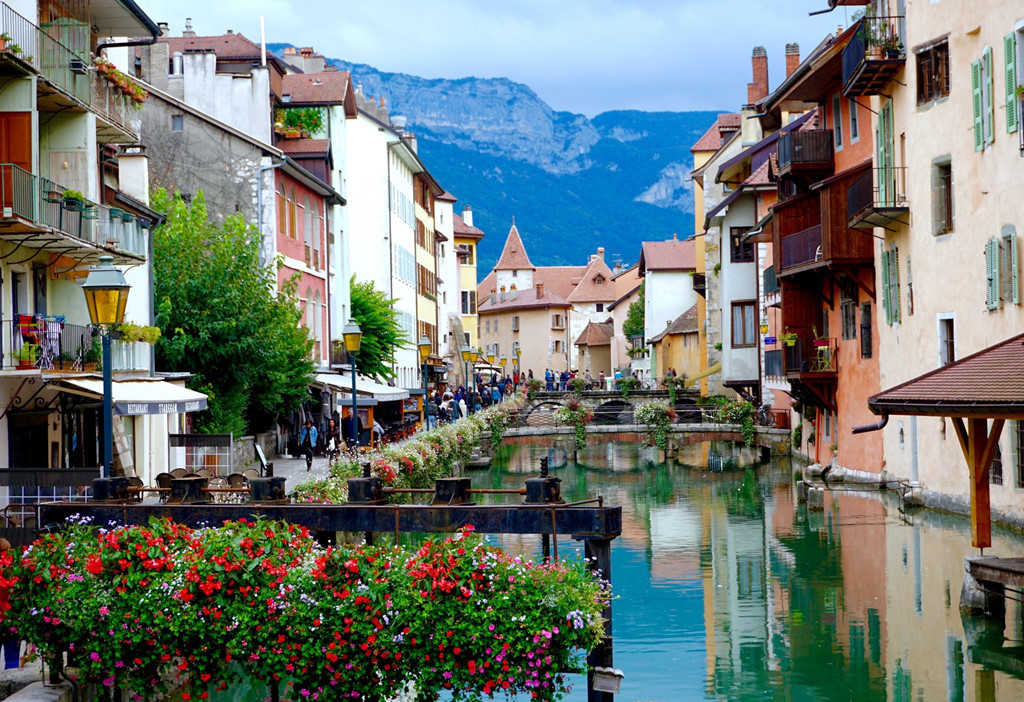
left=138, top=0, right=858, bottom=116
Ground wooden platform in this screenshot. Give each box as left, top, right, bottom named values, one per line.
left=968, top=557, right=1024, bottom=588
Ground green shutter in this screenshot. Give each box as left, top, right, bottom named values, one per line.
left=890, top=246, right=901, bottom=323
left=1011, top=232, right=1020, bottom=305
left=986, top=238, right=1001, bottom=310
left=984, top=46, right=995, bottom=144
left=1007, top=33, right=1019, bottom=134
left=972, top=59, right=984, bottom=150
left=881, top=249, right=892, bottom=325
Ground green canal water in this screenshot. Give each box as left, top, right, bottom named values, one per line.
left=213, top=441, right=1024, bottom=701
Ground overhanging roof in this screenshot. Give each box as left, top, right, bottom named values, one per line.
left=867, top=333, right=1024, bottom=419
left=316, top=373, right=407, bottom=402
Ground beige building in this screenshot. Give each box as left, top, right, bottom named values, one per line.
left=477, top=286, right=572, bottom=377
left=607, top=265, right=642, bottom=373
left=574, top=322, right=613, bottom=377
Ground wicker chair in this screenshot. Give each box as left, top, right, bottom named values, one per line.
left=170, top=468, right=187, bottom=479
left=154, top=472, right=173, bottom=503
left=126, top=476, right=144, bottom=503
left=226, top=473, right=247, bottom=489
left=241, top=468, right=260, bottom=480
left=195, top=467, right=214, bottom=479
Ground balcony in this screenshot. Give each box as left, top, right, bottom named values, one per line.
left=777, top=130, right=834, bottom=176
left=842, top=16, right=906, bottom=97
left=784, top=337, right=838, bottom=377
left=0, top=164, right=148, bottom=263
left=848, top=167, right=909, bottom=230
left=692, top=272, right=707, bottom=299
left=780, top=225, right=822, bottom=270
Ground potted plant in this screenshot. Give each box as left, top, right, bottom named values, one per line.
left=95, top=58, right=111, bottom=75
left=62, top=189, right=85, bottom=211
left=284, top=128, right=301, bottom=139
left=54, top=351, right=76, bottom=371
left=812, top=327, right=830, bottom=348
left=781, top=331, right=799, bottom=347
left=83, top=338, right=101, bottom=371
left=0, top=33, right=10, bottom=51
left=15, top=343, right=38, bottom=369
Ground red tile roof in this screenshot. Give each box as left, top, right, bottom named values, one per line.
left=436, top=190, right=457, bottom=202
left=690, top=113, right=741, bottom=153
left=575, top=322, right=613, bottom=347
left=648, top=305, right=698, bottom=343
left=279, top=138, right=330, bottom=155
left=453, top=213, right=484, bottom=240
left=493, top=223, right=534, bottom=270
left=639, top=237, right=697, bottom=273
left=743, top=158, right=772, bottom=186
left=477, top=287, right=570, bottom=313
left=567, top=251, right=616, bottom=303
left=281, top=71, right=353, bottom=105
left=477, top=265, right=586, bottom=301
left=868, top=332, right=1024, bottom=417
left=161, top=33, right=268, bottom=60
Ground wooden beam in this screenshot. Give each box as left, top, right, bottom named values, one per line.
left=967, top=417, right=1002, bottom=550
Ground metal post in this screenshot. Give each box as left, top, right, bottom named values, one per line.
left=102, top=332, right=112, bottom=478
left=423, top=360, right=430, bottom=429
left=584, top=537, right=614, bottom=702
left=351, top=361, right=359, bottom=448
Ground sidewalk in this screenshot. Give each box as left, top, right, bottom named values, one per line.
left=271, top=453, right=334, bottom=488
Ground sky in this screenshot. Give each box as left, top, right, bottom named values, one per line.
left=137, top=0, right=861, bottom=116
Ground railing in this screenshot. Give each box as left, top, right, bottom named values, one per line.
left=777, top=130, right=834, bottom=171
left=841, top=16, right=906, bottom=91
left=0, top=164, right=148, bottom=258
left=847, top=166, right=908, bottom=221
left=0, top=467, right=97, bottom=539
left=89, top=69, right=138, bottom=138
left=1, top=316, right=93, bottom=370
left=780, top=225, right=822, bottom=269
left=764, top=348, right=784, bottom=377
left=512, top=404, right=746, bottom=429
left=763, top=266, right=780, bottom=294
left=783, top=337, right=838, bottom=375
left=111, top=340, right=151, bottom=372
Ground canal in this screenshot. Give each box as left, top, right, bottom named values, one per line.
left=474, top=440, right=1024, bottom=702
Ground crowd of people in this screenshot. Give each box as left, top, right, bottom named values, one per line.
left=429, top=370, right=522, bottom=424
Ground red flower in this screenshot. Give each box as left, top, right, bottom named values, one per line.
left=85, top=555, right=103, bottom=575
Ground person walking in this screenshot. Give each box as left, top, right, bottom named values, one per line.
left=324, top=418, right=341, bottom=463
left=459, top=395, right=468, bottom=419
left=491, top=385, right=501, bottom=404
left=528, top=369, right=534, bottom=381
left=299, top=419, right=318, bottom=471
left=545, top=368, right=554, bottom=391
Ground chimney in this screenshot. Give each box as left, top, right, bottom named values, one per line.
left=785, top=43, right=800, bottom=78
left=117, top=145, right=150, bottom=206
left=226, top=29, right=233, bottom=34
left=463, top=205, right=473, bottom=228
left=157, top=21, right=169, bottom=36
left=183, top=17, right=195, bottom=37
left=536, top=282, right=545, bottom=299
left=672, top=233, right=678, bottom=241
left=597, top=246, right=605, bottom=261
left=747, top=46, right=768, bottom=104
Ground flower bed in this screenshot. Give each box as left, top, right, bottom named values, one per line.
left=4, top=518, right=607, bottom=700
left=294, top=395, right=526, bottom=504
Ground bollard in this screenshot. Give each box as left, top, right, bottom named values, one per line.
left=432, top=477, right=473, bottom=505
left=168, top=477, right=207, bottom=504
left=92, top=476, right=129, bottom=502
left=806, top=485, right=825, bottom=511
left=250, top=476, right=287, bottom=503
left=347, top=462, right=385, bottom=504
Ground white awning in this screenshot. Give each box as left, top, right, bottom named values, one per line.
left=315, top=373, right=409, bottom=402
left=57, top=378, right=208, bottom=416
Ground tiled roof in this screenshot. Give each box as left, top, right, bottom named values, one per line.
left=281, top=71, right=352, bottom=105
left=493, top=223, right=534, bottom=270
left=279, top=138, right=329, bottom=155
left=453, top=213, right=484, bottom=240
left=690, top=113, right=741, bottom=153
left=477, top=265, right=586, bottom=302
left=743, top=158, right=772, bottom=186
left=639, top=237, right=697, bottom=273
left=161, top=33, right=268, bottom=60
left=868, top=332, right=1024, bottom=416
left=575, top=322, right=613, bottom=347
left=649, top=305, right=699, bottom=343
left=477, top=287, right=570, bottom=313
left=436, top=191, right=457, bottom=202
left=567, top=252, right=616, bottom=303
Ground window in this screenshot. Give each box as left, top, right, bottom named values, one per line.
left=1015, top=421, right=1024, bottom=489
left=984, top=231, right=1019, bottom=310
left=1005, top=32, right=1019, bottom=135
left=276, top=185, right=286, bottom=235
left=832, top=93, right=843, bottom=149
left=596, top=303, right=604, bottom=313
left=931, top=161, right=953, bottom=235
left=461, top=291, right=477, bottom=315
left=730, top=227, right=754, bottom=263
left=512, top=270, right=518, bottom=278
left=512, top=315, right=519, bottom=332
left=171, top=114, right=183, bottom=131
left=939, top=317, right=955, bottom=366
left=553, top=340, right=562, bottom=353
left=848, top=98, right=859, bottom=142
left=485, top=319, right=490, bottom=333
left=731, top=301, right=756, bottom=348
left=288, top=189, right=297, bottom=238
left=552, top=314, right=564, bottom=329
left=303, top=196, right=313, bottom=267
left=972, top=47, right=995, bottom=150
left=991, top=442, right=1003, bottom=486
left=916, top=40, right=950, bottom=105
left=860, top=302, right=873, bottom=358
left=881, top=246, right=901, bottom=325
left=493, top=318, right=499, bottom=333
left=595, top=275, right=604, bottom=285
left=840, top=280, right=857, bottom=340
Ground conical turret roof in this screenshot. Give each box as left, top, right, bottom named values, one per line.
left=493, top=222, right=535, bottom=271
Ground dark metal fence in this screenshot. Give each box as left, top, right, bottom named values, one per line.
left=780, top=225, right=822, bottom=269
left=764, top=349, right=784, bottom=377
left=842, top=16, right=906, bottom=88
left=847, top=166, right=907, bottom=220
left=777, top=130, right=834, bottom=171
left=1, top=316, right=92, bottom=370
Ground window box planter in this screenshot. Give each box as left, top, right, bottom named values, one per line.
left=813, top=339, right=831, bottom=348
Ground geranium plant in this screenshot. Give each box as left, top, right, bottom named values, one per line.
left=635, top=400, right=677, bottom=451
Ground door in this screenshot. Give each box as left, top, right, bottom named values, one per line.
left=876, top=101, right=895, bottom=206
left=0, top=112, right=32, bottom=216
left=11, top=271, right=23, bottom=318
left=32, top=263, right=46, bottom=316
left=8, top=413, right=49, bottom=467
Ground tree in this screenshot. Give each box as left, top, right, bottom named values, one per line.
left=151, top=190, right=315, bottom=435
left=622, top=281, right=645, bottom=339
left=348, top=276, right=408, bottom=381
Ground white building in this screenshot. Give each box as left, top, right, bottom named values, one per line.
left=637, top=237, right=698, bottom=380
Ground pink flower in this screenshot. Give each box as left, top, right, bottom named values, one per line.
left=90, top=652, right=100, bottom=661
left=98, top=606, right=109, bottom=616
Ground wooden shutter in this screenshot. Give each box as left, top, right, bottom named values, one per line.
left=890, top=246, right=901, bottom=324
left=860, top=302, right=872, bottom=358
left=1010, top=231, right=1020, bottom=305
left=984, top=46, right=995, bottom=144
left=1007, top=34, right=1019, bottom=134
left=881, top=249, right=892, bottom=325
left=972, top=59, right=984, bottom=150
left=986, top=238, right=1001, bottom=310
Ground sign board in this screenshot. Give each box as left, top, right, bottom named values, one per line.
left=764, top=336, right=777, bottom=345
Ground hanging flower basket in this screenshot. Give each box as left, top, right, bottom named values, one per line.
left=813, top=339, right=831, bottom=348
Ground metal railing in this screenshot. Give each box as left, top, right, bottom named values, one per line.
left=2, top=316, right=92, bottom=370
left=89, top=69, right=138, bottom=138
left=0, top=163, right=148, bottom=258
left=783, top=337, right=838, bottom=375
left=763, top=266, right=780, bottom=294
left=780, top=225, right=822, bottom=269
left=512, top=404, right=757, bottom=429
left=777, top=130, right=834, bottom=171
left=842, top=16, right=906, bottom=90
left=847, top=166, right=908, bottom=221
left=0, top=467, right=97, bottom=538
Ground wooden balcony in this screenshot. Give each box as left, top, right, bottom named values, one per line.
left=842, top=16, right=906, bottom=97
left=847, top=166, right=909, bottom=230
left=777, top=130, right=834, bottom=176
left=781, top=225, right=822, bottom=270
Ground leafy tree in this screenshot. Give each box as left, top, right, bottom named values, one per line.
left=622, top=281, right=645, bottom=339
left=151, top=190, right=314, bottom=435
left=348, top=276, right=408, bottom=381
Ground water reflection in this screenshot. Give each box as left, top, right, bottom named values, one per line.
left=481, top=442, right=1024, bottom=701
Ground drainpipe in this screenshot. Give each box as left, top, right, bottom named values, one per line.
left=256, top=158, right=285, bottom=266
left=852, top=414, right=888, bottom=434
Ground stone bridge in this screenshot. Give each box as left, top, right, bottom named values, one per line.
left=524, top=389, right=703, bottom=423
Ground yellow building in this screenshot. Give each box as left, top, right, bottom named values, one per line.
left=648, top=305, right=701, bottom=382
left=454, top=206, right=485, bottom=348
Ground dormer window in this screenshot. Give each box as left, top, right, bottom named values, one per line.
left=595, top=275, right=604, bottom=285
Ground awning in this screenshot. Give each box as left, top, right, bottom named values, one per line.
left=315, top=373, right=408, bottom=402
left=57, top=378, right=208, bottom=415
left=685, top=361, right=722, bottom=385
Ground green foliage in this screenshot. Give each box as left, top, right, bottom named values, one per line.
left=663, top=374, right=687, bottom=405
left=526, top=378, right=544, bottom=400
left=349, top=276, right=408, bottom=381
left=635, top=400, right=677, bottom=451
left=151, top=189, right=314, bottom=436
left=568, top=377, right=587, bottom=396
left=279, top=107, right=325, bottom=134
left=617, top=376, right=640, bottom=399
left=555, top=394, right=593, bottom=450
left=118, top=322, right=161, bottom=345
left=792, top=423, right=802, bottom=449
left=622, top=281, right=645, bottom=339
left=704, top=396, right=756, bottom=447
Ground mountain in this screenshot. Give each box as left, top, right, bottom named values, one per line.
left=269, top=45, right=718, bottom=273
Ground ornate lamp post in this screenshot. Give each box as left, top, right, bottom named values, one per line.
left=470, top=347, right=480, bottom=411
left=342, top=320, right=362, bottom=448
left=81, top=256, right=130, bottom=478
left=460, top=344, right=472, bottom=413
left=418, top=334, right=432, bottom=428
left=514, top=342, right=522, bottom=383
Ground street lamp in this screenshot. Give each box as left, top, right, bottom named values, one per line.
left=343, top=320, right=362, bottom=448
left=460, top=344, right=472, bottom=413
left=470, top=347, right=480, bottom=412
left=81, top=256, right=130, bottom=478
left=500, top=354, right=507, bottom=372
left=514, top=343, right=522, bottom=388
left=418, top=334, right=432, bottom=428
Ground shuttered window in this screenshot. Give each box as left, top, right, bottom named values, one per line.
left=1006, top=33, right=1019, bottom=134
left=972, top=59, right=984, bottom=150
left=973, top=48, right=996, bottom=150
left=881, top=250, right=891, bottom=325
left=917, top=41, right=950, bottom=105
left=860, top=303, right=872, bottom=358
left=881, top=247, right=901, bottom=325
left=988, top=231, right=1021, bottom=309
left=985, top=238, right=1000, bottom=310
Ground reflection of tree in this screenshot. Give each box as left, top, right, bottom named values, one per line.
left=723, top=468, right=765, bottom=519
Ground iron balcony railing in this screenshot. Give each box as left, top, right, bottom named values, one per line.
left=777, top=130, right=834, bottom=172
left=842, top=16, right=906, bottom=95
left=0, top=163, right=148, bottom=258
left=780, top=224, right=822, bottom=269
left=2, top=316, right=152, bottom=371
left=847, top=166, right=908, bottom=221
left=763, top=266, right=780, bottom=294
left=89, top=69, right=138, bottom=138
